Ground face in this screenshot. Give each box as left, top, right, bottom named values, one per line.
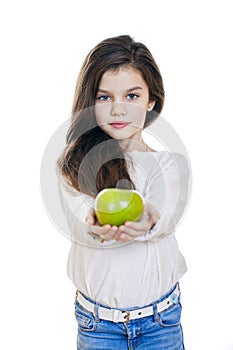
left=95, top=66, right=155, bottom=150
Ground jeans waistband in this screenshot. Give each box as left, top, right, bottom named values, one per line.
left=76, top=283, right=180, bottom=323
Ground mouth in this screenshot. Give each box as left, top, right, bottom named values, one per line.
left=109, top=122, right=129, bottom=129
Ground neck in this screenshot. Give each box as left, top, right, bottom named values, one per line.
left=118, top=138, right=149, bottom=152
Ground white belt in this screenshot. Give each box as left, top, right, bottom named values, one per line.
left=76, top=285, right=180, bottom=323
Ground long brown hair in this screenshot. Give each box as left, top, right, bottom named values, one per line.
left=57, top=35, right=165, bottom=197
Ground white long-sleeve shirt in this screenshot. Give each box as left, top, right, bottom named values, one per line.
left=56, top=150, right=191, bottom=308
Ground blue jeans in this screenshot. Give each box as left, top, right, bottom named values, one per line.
left=74, top=284, right=185, bottom=350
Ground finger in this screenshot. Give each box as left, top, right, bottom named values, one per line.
left=91, top=224, right=111, bottom=235
left=85, top=208, right=96, bottom=225
left=101, top=226, right=118, bottom=241
left=118, top=224, right=143, bottom=238
left=116, top=233, right=134, bottom=242
left=86, top=216, right=95, bottom=225
left=151, top=212, right=160, bottom=224
left=145, top=204, right=161, bottom=224
left=124, top=220, right=148, bottom=233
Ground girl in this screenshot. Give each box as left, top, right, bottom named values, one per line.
left=57, top=35, right=190, bottom=350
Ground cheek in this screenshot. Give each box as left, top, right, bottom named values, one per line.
left=95, top=105, right=111, bottom=126
left=128, top=104, right=147, bottom=125
left=95, top=111, right=102, bottom=127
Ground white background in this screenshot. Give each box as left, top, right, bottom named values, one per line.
left=1, top=0, right=233, bottom=349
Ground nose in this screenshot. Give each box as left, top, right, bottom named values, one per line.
left=110, top=102, right=127, bottom=117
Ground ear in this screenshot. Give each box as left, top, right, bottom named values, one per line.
left=147, top=100, right=156, bottom=111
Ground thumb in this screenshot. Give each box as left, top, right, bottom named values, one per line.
left=85, top=208, right=95, bottom=225
left=145, top=203, right=160, bottom=225
left=151, top=211, right=161, bottom=223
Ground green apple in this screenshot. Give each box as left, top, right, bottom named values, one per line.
left=94, top=188, right=144, bottom=226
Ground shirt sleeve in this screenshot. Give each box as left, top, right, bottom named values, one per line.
left=137, top=152, right=191, bottom=242
left=55, top=166, right=124, bottom=248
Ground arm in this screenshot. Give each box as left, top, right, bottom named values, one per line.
left=115, top=152, right=191, bottom=242
left=56, top=166, right=125, bottom=247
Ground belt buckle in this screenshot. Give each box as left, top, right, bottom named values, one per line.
left=122, top=310, right=130, bottom=323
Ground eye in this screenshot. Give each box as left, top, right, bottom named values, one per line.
left=126, top=93, right=139, bottom=100
left=96, top=95, right=111, bottom=101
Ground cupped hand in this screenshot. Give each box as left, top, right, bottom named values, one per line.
left=114, top=203, right=161, bottom=242
left=85, top=208, right=119, bottom=241
left=85, top=204, right=160, bottom=242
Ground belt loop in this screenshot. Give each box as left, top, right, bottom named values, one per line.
left=112, top=309, right=120, bottom=323
left=94, top=303, right=100, bottom=322
left=153, top=303, right=159, bottom=322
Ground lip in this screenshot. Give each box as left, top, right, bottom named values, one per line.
left=109, top=122, right=129, bottom=129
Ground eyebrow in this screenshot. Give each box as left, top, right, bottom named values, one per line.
left=97, top=86, right=143, bottom=93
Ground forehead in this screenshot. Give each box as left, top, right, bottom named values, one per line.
left=98, top=66, right=147, bottom=90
